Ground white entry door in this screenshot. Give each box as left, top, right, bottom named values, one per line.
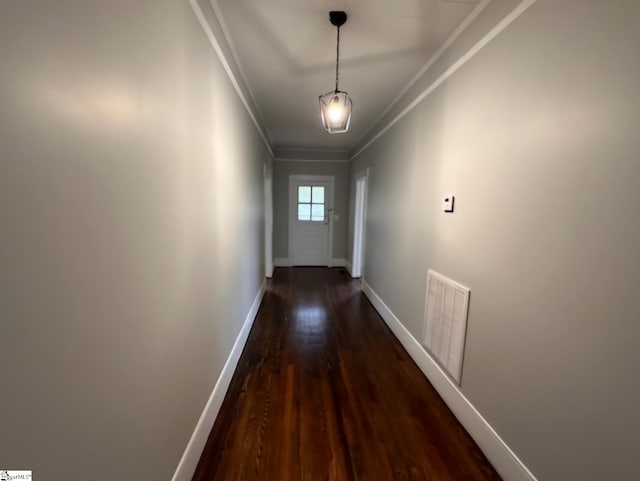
left=289, top=175, right=334, bottom=266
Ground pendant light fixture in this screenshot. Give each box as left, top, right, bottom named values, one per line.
left=319, top=11, right=352, bottom=134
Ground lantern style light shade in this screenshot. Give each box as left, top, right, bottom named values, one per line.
left=319, top=89, right=352, bottom=134
left=319, top=11, right=352, bottom=134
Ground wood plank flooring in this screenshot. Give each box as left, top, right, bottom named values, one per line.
left=193, top=267, right=501, bottom=481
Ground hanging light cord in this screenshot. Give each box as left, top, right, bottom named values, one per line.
left=335, top=25, right=341, bottom=93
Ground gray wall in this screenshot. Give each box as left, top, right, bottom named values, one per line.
left=273, top=161, right=350, bottom=260
left=0, top=1, right=270, bottom=480
left=349, top=1, right=640, bottom=480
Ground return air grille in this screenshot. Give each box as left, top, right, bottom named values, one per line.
left=422, top=270, right=470, bottom=384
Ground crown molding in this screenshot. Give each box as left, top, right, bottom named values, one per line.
left=355, top=0, right=491, bottom=150
left=209, top=1, right=268, bottom=137
left=274, top=158, right=351, bottom=163
left=351, top=0, right=539, bottom=161
left=188, top=0, right=274, bottom=157
left=274, top=147, right=350, bottom=163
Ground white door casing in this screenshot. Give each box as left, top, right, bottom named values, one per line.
left=288, top=175, right=334, bottom=266
left=351, top=169, right=368, bottom=278
left=264, top=163, right=274, bottom=277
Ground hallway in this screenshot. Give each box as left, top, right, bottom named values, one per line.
left=193, top=268, right=501, bottom=481
left=3, top=2, right=639, bottom=480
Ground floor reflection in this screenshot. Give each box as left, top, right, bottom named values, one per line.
left=293, top=305, right=327, bottom=347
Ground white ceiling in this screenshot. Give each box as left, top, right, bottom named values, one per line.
left=211, top=0, right=482, bottom=154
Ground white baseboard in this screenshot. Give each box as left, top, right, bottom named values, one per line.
left=361, top=280, right=538, bottom=481
left=273, top=257, right=290, bottom=267
left=345, top=261, right=353, bottom=277
left=171, top=281, right=266, bottom=481
left=330, top=258, right=347, bottom=268
left=273, top=258, right=348, bottom=268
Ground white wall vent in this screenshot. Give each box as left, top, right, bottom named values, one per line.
left=422, top=270, right=470, bottom=384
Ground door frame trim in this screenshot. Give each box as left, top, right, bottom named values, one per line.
left=263, top=163, right=274, bottom=278
left=288, top=174, right=335, bottom=267
left=351, top=168, right=369, bottom=278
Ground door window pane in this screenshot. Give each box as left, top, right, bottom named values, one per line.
left=297, top=184, right=326, bottom=222
left=311, top=204, right=324, bottom=222
left=298, top=204, right=311, bottom=221
left=312, top=186, right=324, bottom=204
left=298, top=186, right=311, bottom=203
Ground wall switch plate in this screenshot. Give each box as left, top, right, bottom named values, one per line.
left=443, top=194, right=455, bottom=213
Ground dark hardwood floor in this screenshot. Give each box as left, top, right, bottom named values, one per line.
left=193, top=267, right=501, bottom=481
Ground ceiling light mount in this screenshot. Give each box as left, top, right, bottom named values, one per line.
left=319, top=10, right=352, bottom=134
left=329, top=11, right=347, bottom=28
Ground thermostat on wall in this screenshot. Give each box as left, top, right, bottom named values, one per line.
left=443, top=194, right=455, bottom=213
